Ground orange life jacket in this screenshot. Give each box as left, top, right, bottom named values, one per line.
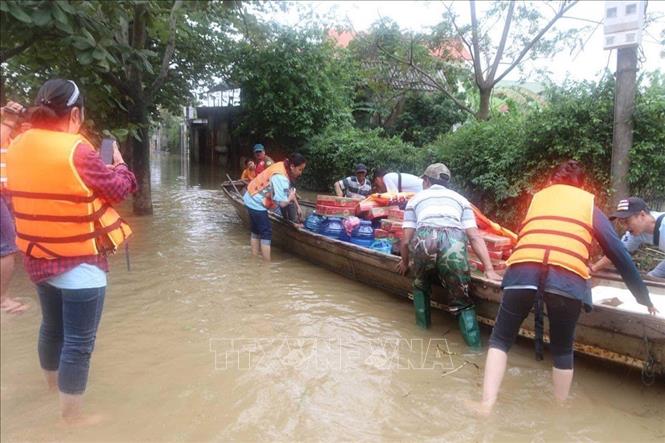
left=5, top=129, right=132, bottom=259
left=247, top=161, right=288, bottom=209
left=506, top=184, right=594, bottom=279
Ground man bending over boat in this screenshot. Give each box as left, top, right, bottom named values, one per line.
left=243, top=153, right=306, bottom=261
left=591, top=197, right=664, bottom=281
left=373, top=169, right=423, bottom=194
left=473, top=161, right=657, bottom=416
left=396, top=163, right=501, bottom=347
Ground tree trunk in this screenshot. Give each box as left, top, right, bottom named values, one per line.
left=383, top=95, right=407, bottom=129
left=610, top=46, right=637, bottom=206
left=127, top=4, right=153, bottom=215
left=476, top=88, right=492, bottom=121
left=129, top=100, right=153, bottom=215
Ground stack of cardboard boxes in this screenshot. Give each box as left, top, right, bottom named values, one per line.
left=315, top=195, right=361, bottom=217
left=374, top=208, right=405, bottom=254
left=468, top=231, right=513, bottom=272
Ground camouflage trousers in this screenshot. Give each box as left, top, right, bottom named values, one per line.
left=411, top=226, right=473, bottom=311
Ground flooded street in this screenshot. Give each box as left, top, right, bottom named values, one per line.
left=2, top=154, right=663, bottom=442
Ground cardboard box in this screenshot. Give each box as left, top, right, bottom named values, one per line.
left=315, top=204, right=355, bottom=217
left=380, top=219, right=402, bottom=230
left=368, top=205, right=400, bottom=219
left=374, top=229, right=390, bottom=238
left=388, top=208, right=405, bottom=220
left=316, top=195, right=361, bottom=209
left=480, top=231, right=512, bottom=250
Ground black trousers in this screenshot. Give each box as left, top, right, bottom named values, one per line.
left=489, top=289, right=582, bottom=369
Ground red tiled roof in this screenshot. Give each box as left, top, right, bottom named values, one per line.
left=327, top=29, right=470, bottom=62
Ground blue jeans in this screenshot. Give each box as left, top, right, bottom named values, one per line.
left=0, top=195, right=18, bottom=257
left=246, top=206, right=272, bottom=243
left=37, top=284, right=106, bottom=395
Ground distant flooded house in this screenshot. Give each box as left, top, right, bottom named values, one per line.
left=185, top=83, right=247, bottom=175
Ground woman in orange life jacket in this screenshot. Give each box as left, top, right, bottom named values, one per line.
left=243, top=153, right=306, bottom=261
left=5, top=79, right=137, bottom=425
left=472, top=160, right=657, bottom=416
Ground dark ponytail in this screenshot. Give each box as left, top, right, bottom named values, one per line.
left=287, top=152, right=306, bottom=168
left=28, top=79, right=84, bottom=129
left=550, top=160, right=586, bottom=188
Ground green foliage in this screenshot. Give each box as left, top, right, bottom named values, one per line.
left=300, top=125, right=430, bottom=192
left=231, top=28, right=355, bottom=145
left=386, top=92, right=466, bottom=147
left=428, top=73, right=665, bottom=228
left=2, top=1, right=237, bottom=139
left=629, top=71, right=665, bottom=204
left=347, top=19, right=468, bottom=131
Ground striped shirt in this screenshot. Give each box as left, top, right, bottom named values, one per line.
left=403, top=185, right=476, bottom=231
left=336, top=175, right=372, bottom=198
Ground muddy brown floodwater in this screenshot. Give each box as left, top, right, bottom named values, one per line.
left=2, top=154, right=664, bottom=442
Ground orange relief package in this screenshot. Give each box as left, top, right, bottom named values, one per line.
left=388, top=208, right=405, bottom=220
left=368, top=205, right=400, bottom=219
left=480, top=231, right=513, bottom=250
left=315, top=204, right=355, bottom=217
left=316, top=195, right=360, bottom=209
left=374, top=229, right=390, bottom=238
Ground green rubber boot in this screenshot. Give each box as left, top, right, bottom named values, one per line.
left=413, top=289, right=431, bottom=329
left=458, top=306, right=482, bottom=348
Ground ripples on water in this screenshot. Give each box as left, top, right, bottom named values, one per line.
left=1, top=154, right=663, bottom=442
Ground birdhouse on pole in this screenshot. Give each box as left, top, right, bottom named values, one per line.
left=603, top=1, right=646, bottom=49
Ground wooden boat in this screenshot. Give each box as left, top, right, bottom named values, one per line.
left=222, top=180, right=665, bottom=377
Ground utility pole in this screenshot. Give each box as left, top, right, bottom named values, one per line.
left=610, top=46, right=637, bottom=205
left=603, top=0, right=645, bottom=206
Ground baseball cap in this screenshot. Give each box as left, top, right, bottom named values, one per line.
left=253, top=143, right=265, bottom=153
left=609, top=197, right=649, bottom=220
left=355, top=163, right=368, bottom=173
left=422, top=163, right=451, bottom=181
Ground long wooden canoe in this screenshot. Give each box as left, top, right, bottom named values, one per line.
left=222, top=181, right=665, bottom=377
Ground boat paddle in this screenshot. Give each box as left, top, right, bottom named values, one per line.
left=226, top=174, right=242, bottom=196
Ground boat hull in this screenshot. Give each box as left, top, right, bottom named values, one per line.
left=222, top=182, right=665, bottom=376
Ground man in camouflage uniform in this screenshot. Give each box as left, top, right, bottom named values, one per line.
left=397, top=163, right=500, bottom=346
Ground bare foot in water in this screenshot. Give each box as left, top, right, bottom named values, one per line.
left=464, top=398, right=494, bottom=417
left=58, top=413, right=107, bottom=428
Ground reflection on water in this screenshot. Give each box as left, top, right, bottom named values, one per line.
left=2, top=153, right=664, bottom=442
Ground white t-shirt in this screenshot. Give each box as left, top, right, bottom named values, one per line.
left=403, top=185, right=477, bottom=231
left=382, top=172, right=423, bottom=193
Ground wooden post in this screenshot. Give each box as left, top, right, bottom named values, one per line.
left=610, top=46, right=638, bottom=206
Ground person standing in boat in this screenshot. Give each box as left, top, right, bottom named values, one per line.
left=396, top=163, right=501, bottom=347
left=590, top=197, right=664, bottom=281
left=372, top=168, right=423, bottom=194
left=243, top=153, right=306, bottom=261
left=334, top=163, right=372, bottom=199
left=474, top=160, right=657, bottom=416
left=252, top=143, right=274, bottom=175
